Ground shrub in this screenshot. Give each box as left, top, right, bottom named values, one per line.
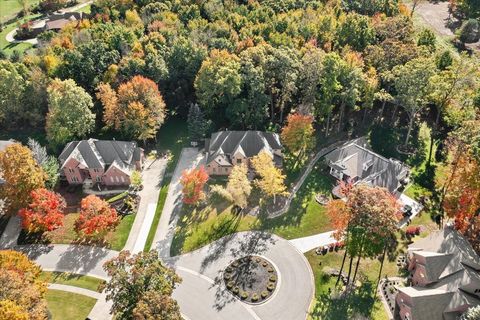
left=269, top=275, right=277, bottom=282
left=251, top=293, right=259, bottom=302
left=406, top=226, right=421, bottom=237
left=267, top=267, right=274, bottom=273
left=227, top=281, right=234, bottom=289
left=459, top=19, right=480, bottom=43
left=232, top=286, right=239, bottom=294
left=261, top=291, right=269, bottom=299
left=224, top=273, right=232, bottom=280
left=267, top=282, right=275, bottom=291
left=262, top=261, right=268, bottom=267
left=240, top=291, right=249, bottom=300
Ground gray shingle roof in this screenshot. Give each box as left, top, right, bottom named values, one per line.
left=325, top=137, right=409, bottom=192
left=59, top=139, right=141, bottom=171
left=206, top=131, right=282, bottom=166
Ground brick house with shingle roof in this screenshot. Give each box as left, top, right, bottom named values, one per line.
left=395, top=227, right=480, bottom=320
left=58, top=139, right=144, bottom=187
left=204, top=131, right=283, bottom=176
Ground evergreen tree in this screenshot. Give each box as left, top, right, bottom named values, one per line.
left=187, top=103, right=210, bottom=141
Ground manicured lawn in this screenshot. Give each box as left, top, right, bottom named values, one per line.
left=40, top=271, right=105, bottom=292
left=0, top=0, right=39, bottom=21
left=144, top=179, right=170, bottom=251
left=155, top=117, right=190, bottom=174
left=21, top=212, right=135, bottom=250
left=171, top=162, right=335, bottom=255
left=46, top=289, right=96, bottom=320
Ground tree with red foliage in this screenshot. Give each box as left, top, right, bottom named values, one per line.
left=74, top=195, right=119, bottom=240
left=280, top=113, right=315, bottom=166
left=18, top=188, right=65, bottom=233
left=180, top=166, right=209, bottom=206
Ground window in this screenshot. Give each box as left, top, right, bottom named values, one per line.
left=96, top=176, right=101, bottom=182
left=110, top=177, right=114, bottom=183
left=237, top=159, right=242, bottom=164
left=115, top=176, right=119, bottom=183
left=121, top=176, right=125, bottom=183
left=69, top=168, right=74, bottom=173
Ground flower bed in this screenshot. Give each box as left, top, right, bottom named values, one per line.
left=223, top=255, right=278, bottom=305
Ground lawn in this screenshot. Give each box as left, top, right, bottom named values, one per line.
left=0, top=16, right=36, bottom=55
left=40, top=271, right=105, bottom=292
left=0, top=0, right=40, bottom=21
left=171, top=162, right=335, bottom=255
left=46, top=289, right=96, bottom=320
left=155, top=116, right=190, bottom=174
left=144, top=178, right=170, bottom=251
left=19, top=212, right=135, bottom=251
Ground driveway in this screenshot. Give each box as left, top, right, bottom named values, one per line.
left=168, top=231, right=314, bottom=320
left=123, top=157, right=167, bottom=253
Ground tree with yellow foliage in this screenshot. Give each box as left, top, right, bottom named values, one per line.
left=0, top=144, right=45, bottom=214
left=251, top=151, right=288, bottom=204
left=0, top=300, right=29, bottom=320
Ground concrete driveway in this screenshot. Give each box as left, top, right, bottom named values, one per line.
left=167, top=231, right=314, bottom=320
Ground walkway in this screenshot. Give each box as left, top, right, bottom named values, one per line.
left=269, top=141, right=343, bottom=217
left=152, top=148, right=205, bottom=260
left=289, top=231, right=337, bottom=253
left=124, top=158, right=167, bottom=253
left=48, top=283, right=102, bottom=299
left=0, top=216, right=21, bottom=249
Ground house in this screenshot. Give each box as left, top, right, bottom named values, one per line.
left=395, top=227, right=480, bottom=320
left=324, top=137, right=410, bottom=195
left=58, top=139, right=144, bottom=187
left=44, top=12, right=86, bottom=32
left=204, top=131, right=283, bottom=176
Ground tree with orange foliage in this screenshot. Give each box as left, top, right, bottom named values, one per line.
left=18, top=188, right=65, bottom=234
left=180, top=166, right=209, bottom=206
left=281, top=113, right=315, bottom=165
left=0, top=250, right=48, bottom=320
left=74, top=195, right=119, bottom=240
left=97, top=75, right=166, bottom=143
left=327, top=184, right=400, bottom=285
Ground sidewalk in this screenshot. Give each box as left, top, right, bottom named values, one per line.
left=0, top=215, right=21, bottom=249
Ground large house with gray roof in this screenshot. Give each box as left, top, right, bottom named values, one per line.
left=395, top=227, right=480, bottom=320
left=204, top=131, right=283, bottom=176
left=324, top=137, right=410, bottom=194
left=59, top=139, right=144, bottom=187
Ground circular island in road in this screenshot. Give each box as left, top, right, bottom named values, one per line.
left=223, top=255, right=278, bottom=305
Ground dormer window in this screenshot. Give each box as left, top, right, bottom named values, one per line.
left=363, top=160, right=373, bottom=171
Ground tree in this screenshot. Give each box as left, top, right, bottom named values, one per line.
left=0, top=300, right=29, bottom=320
left=335, top=13, right=375, bottom=51
left=187, top=103, right=210, bottom=141
left=0, top=250, right=48, bottom=320
left=281, top=113, right=316, bottom=164
left=327, top=184, right=400, bottom=285
left=98, top=76, right=166, bottom=143
left=16, top=0, right=30, bottom=16
left=28, top=138, right=59, bottom=189
left=180, top=166, right=209, bottom=205
left=460, top=305, right=480, bottom=320
left=226, top=164, right=251, bottom=210
left=18, top=188, right=65, bottom=233
left=251, top=151, right=287, bottom=204
left=458, top=19, right=480, bottom=43
left=393, top=57, right=436, bottom=146
left=0, top=144, right=45, bottom=214
left=103, top=250, right=182, bottom=320
left=417, top=28, right=436, bottom=51
left=46, top=78, right=96, bottom=148
left=130, top=171, right=142, bottom=190
left=75, top=195, right=119, bottom=240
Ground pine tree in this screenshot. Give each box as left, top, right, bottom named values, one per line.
left=187, top=103, right=209, bottom=141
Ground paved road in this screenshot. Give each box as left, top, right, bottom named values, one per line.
left=168, top=231, right=314, bottom=320
left=152, top=148, right=205, bottom=260
left=124, top=158, right=167, bottom=252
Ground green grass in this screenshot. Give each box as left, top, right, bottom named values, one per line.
left=76, top=4, right=91, bottom=13
left=46, top=289, right=96, bottom=320
left=106, top=191, right=128, bottom=203
left=107, top=214, right=135, bottom=251
left=40, top=271, right=105, bottom=292
left=171, top=162, right=335, bottom=255
left=0, top=0, right=39, bottom=21
left=155, top=117, right=189, bottom=174
left=144, top=179, right=170, bottom=251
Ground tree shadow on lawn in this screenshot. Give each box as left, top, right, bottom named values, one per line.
left=310, top=282, right=382, bottom=320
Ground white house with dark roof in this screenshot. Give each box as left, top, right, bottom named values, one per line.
left=204, top=131, right=283, bottom=176
left=325, top=137, right=410, bottom=194
left=58, top=139, right=144, bottom=187
left=395, top=227, right=480, bottom=320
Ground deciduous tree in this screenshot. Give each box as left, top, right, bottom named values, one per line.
left=226, top=164, right=251, bottom=210
left=281, top=113, right=315, bottom=164
left=103, top=250, right=182, bottom=320
left=98, top=75, right=166, bottom=143
left=251, top=151, right=287, bottom=204
left=46, top=78, right=96, bottom=148
left=75, top=195, right=119, bottom=240
left=0, top=144, right=45, bottom=214
left=18, top=188, right=65, bottom=233
left=0, top=300, right=29, bottom=320
left=180, top=166, right=209, bottom=205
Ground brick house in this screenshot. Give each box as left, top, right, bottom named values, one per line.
left=395, top=227, right=480, bottom=320
left=204, top=131, right=283, bottom=176
left=59, top=139, right=144, bottom=187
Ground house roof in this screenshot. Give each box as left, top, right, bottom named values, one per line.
left=398, top=227, right=480, bottom=320
left=324, top=137, right=409, bottom=192
left=44, top=12, right=84, bottom=30
left=59, top=139, right=142, bottom=172
left=206, top=131, right=283, bottom=166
